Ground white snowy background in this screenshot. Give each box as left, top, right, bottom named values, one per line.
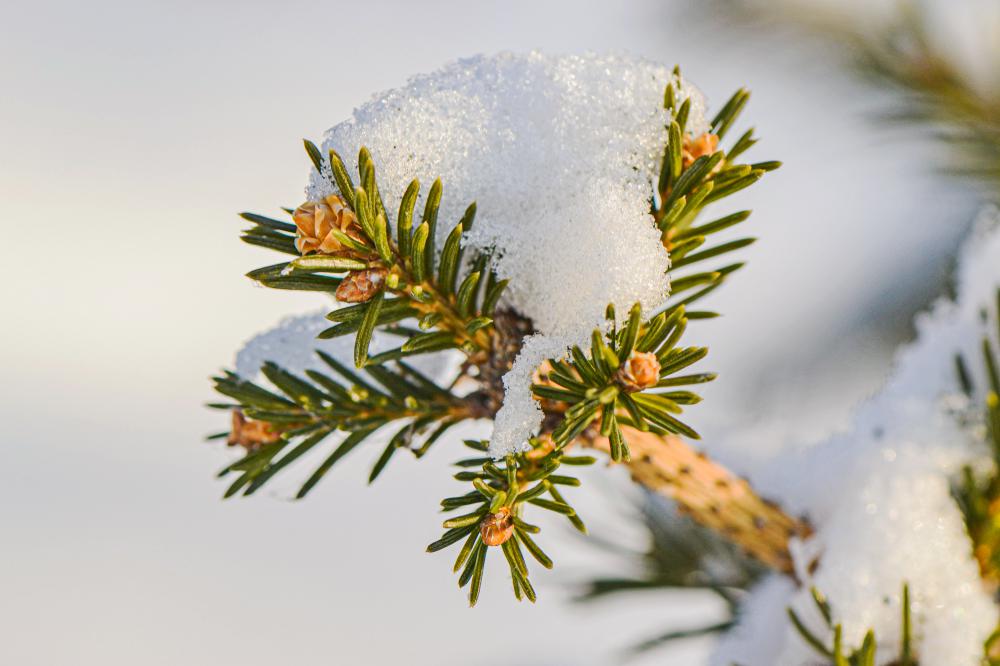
left=0, top=1, right=988, bottom=664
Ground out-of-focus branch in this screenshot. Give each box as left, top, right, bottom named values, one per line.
left=710, top=0, right=1000, bottom=194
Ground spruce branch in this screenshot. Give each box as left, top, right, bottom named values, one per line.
left=657, top=73, right=780, bottom=317
left=849, top=4, right=1000, bottom=191
left=244, top=143, right=506, bottom=367
left=211, top=354, right=477, bottom=497
left=428, top=438, right=593, bottom=605
left=711, top=0, right=1000, bottom=194
left=207, top=74, right=804, bottom=608
left=531, top=302, right=712, bottom=463
left=579, top=428, right=810, bottom=574
left=953, top=288, right=1000, bottom=587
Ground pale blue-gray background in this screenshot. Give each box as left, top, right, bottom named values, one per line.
left=0, top=1, right=976, bottom=664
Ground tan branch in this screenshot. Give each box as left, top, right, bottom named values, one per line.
left=578, top=426, right=811, bottom=574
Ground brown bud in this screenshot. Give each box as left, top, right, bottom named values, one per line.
left=480, top=507, right=514, bottom=546
left=615, top=351, right=660, bottom=393
left=292, top=194, right=365, bottom=255
left=335, top=267, right=388, bottom=303
left=681, top=132, right=719, bottom=170
left=227, top=410, right=281, bottom=451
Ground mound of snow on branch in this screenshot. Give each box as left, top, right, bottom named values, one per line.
left=713, top=208, right=1000, bottom=665
left=306, top=52, right=708, bottom=456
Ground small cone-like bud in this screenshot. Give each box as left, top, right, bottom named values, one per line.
left=227, top=410, right=281, bottom=450
left=615, top=351, right=660, bottom=393
left=335, top=267, right=388, bottom=303
left=681, top=132, right=719, bottom=170
left=292, top=194, right=365, bottom=255
left=480, top=507, right=514, bottom=546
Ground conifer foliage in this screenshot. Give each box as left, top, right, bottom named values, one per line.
left=209, top=69, right=781, bottom=606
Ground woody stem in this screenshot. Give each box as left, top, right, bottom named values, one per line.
left=576, top=426, right=811, bottom=574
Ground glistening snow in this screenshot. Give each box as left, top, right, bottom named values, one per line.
left=305, top=52, right=708, bottom=457
left=712, top=208, right=1000, bottom=665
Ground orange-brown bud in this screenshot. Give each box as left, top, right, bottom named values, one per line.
left=480, top=507, right=514, bottom=546
left=292, top=194, right=365, bottom=255
left=681, top=132, right=720, bottom=170
left=615, top=351, right=661, bottom=393
left=227, top=410, right=281, bottom=451
left=335, top=267, right=389, bottom=303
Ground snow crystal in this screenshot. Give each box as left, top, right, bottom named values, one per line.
left=712, top=208, right=1000, bottom=665
left=490, top=335, right=575, bottom=457
left=306, top=52, right=708, bottom=455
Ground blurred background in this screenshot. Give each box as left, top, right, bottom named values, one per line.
left=2, top=0, right=996, bottom=664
